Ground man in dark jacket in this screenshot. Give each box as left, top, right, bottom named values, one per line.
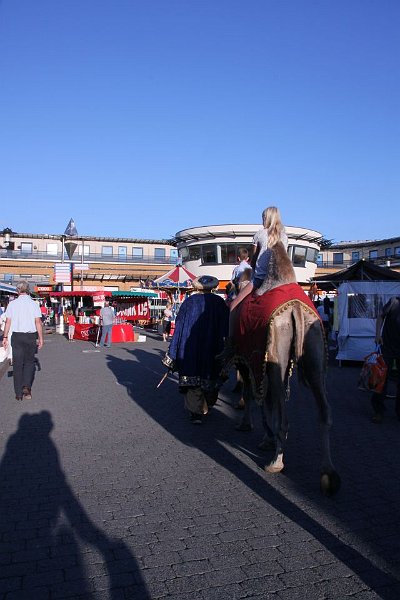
left=371, top=296, right=400, bottom=423
left=163, top=275, right=229, bottom=424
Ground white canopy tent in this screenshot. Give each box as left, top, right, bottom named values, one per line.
left=336, top=281, right=400, bottom=361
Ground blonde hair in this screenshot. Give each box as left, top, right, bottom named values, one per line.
left=261, top=206, right=284, bottom=248
left=16, top=281, right=30, bottom=294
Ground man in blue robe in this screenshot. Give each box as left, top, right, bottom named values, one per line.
left=162, top=276, right=229, bottom=424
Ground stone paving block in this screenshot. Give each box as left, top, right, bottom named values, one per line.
left=92, top=571, right=137, bottom=591
left=50, top=578, right=94, bottom=599
left=239, top=574, right=285, bottom=596
left=173, top=558, right=210, bottom=577
left=278, top=566, right=324, bottom=588
left=37, top=555, right=78, bottom=572
left=11, top=548, right=49, bottom=563
left=200, top=583, right=249, bottom=599
left=242, top=560, right=284, bottom=579
left=208, top=552, right=249, bottom=570
left=0, top=561, right=37, bottom=578
left=0, top=577, right=21, bottom=594
left=5, top=588, right=51, bottom=600
left=165, top=574, right=211, bottom=595
left=277, top=584, right=324, bottom=600
left=243, top=546, right=282, bottom=564
left=23, top=569, right=64, bottom=589
left=350, top=591, right=389, bottom=600
left=314, top=575, right=368, bottom=597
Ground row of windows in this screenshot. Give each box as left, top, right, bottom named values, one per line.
left=318, top=247, right=400, bottom=264
left=180, top=243, right=318, bottom=267
left=12, top=243, right=178, bottom=260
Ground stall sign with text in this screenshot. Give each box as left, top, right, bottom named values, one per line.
left=115, top=300, right=150, bottom=321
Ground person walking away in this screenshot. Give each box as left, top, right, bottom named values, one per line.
left=2, top=281, right=43, bottom=401
left=162, top=276, right=229, bottom=424
left=316, top=298, right=331, bottom=339
left=371, top=296, right=400, bottom=423
left=162, top=302, right=173, bottom=342
left=67, top=310, right=76, bottom=342
left=40, top=303, right=47, bottom=323
left=99, top=301, right=115, bottom=347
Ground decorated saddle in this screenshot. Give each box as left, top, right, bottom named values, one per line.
left=232, top=282, right=319, bottom=399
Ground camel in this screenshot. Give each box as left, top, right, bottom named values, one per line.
left=226, top=242, right=341, bottom=496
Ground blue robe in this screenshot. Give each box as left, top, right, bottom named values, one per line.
left=166, top=293, right=229, bottom=391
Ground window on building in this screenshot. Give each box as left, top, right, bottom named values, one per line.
left=201, top=244, right=217, bottom=264
left=47, top=243, right=58, bottom=255
left=132, top=247, right=143, bottom=258
left=306, top=247, right=319, bottom=263
left=369, top=250, right=378, bottom=260
left=179, top=247, right=188, bottom=260
left=317, top=252, right=323, bottom=264
left=20, top=242, right=32, bottom=254
left=395, top=247, right=400, bottom=257
left=220, top=244, right=237, bottom=264
left=101, top=246, right=113, bottom=256
left=292, top=246, right=307, bottom=267
left=154, top=248, right=166, bottom=259
left=385, top=248, right=393, bottom=257
left=188, top=245, right=201, bottom=261
left=78, top=245, right=90, bottom=256
left=352, top=251, right=360, bottom=262
left=333, top=253, right=343, bottom=265
left=170, top=248, right=178, bottom=260
left=118, top=246, right=127, bottom=259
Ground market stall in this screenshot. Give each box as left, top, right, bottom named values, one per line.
left=50, top=289, right=157, bottom=342
left=312, top=260, right=400, bottom=361
left=151, top=265, right=195, bottom=335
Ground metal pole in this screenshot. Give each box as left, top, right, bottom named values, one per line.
left=81, top=238, right=84, bottom=290
left=58, top=235, right=65, bottom=335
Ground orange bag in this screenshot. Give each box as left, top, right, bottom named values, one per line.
left=358, top=350, right=387, bottom=393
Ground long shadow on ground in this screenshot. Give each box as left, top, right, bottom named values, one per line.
left=0, top=411, right=148, bottom=599
left=105, top=346, right=400, bottom=599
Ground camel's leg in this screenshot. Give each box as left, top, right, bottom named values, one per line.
left=263, top=317, right=292, bottom=474
left=301, top=319, right=341, bottom=496
left=264, top=363, right=288, bottom=473
left=259, top=384, right=279, bottom=450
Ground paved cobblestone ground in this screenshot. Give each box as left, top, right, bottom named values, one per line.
left=0, top=330, right=400, bottom=599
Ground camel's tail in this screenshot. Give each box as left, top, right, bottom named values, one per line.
left=291, top=301, right=306, bottom=364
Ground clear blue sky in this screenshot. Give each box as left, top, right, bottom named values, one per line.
left=0, top=0, right=399, bottom=242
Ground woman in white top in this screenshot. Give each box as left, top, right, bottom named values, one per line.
left=230, top=206, right=288, bottom=311
left=162, top=302, right=173, bottom=341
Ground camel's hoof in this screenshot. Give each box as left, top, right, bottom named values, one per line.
left=320, top=470, right=341, bottom=496
left=235, top=422, right=252, bottom=432
left=265, top=455, right=284, bottom=473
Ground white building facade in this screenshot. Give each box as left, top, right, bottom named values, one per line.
left=175, top=224, right=322, bottom=287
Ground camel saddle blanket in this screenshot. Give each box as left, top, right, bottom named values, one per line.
left=232, top=282, right=319, bottom=397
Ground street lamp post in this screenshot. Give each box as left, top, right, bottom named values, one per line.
left=57, top=219, right=78, bottom=334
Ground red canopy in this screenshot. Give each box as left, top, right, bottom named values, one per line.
left=152, top=265, right=196, bottom=288
left=50, top=291, right=110, bottom=297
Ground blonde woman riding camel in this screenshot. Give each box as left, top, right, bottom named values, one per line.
left=230, top=206, right=288, bottom=311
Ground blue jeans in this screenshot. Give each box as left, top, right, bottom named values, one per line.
left=100, top=324, right=113, bottom=346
